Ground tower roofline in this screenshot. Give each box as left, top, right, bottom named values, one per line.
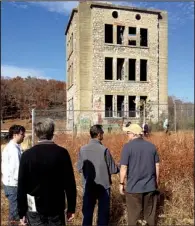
left=65, top=2, right=166, bottom=36
left=90, top=2, right=164, bottom=15
left=65, top=8, right=78, bottom=35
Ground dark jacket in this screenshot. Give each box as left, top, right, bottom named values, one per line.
left=17, top=140, right=77, bottom=218
left=77, top=139, right=119, bottom=189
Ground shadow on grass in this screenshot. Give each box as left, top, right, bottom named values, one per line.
left=156, top=188, right=172, bottom=225
left=109, top=190, right=127, bottom=225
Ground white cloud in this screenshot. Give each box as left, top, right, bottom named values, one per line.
left=10, top=2, right=28, bottom=9
left=29, top=2, right=78, bottom=15
left=28, top=1, right=194, bottom=25
left=1, top=65, right=51, bottom=80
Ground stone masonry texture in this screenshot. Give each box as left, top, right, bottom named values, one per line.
left=65, top=1, right=168, bottom=130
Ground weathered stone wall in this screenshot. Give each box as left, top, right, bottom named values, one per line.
left=66, top=12, right=79, bottom=130
left=66, top=2, right=168, bottom=129
left=91, top=6, right=168, bottom=123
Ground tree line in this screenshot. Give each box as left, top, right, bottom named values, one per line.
left=1, top=76, right=66, bottom=120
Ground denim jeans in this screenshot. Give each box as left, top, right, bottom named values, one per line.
left=26, top=211, right=66, bottom=226
left=82, top=184, right=110, bottom=226
left=3, top=185, right=20, bottom=225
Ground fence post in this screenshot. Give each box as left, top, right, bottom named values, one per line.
left=173, top=101, right=177, bottom=132
left=32, top=108, right=35, bottom=145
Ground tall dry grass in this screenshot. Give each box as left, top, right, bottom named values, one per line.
left=1, top=131, right=194, bottom=225
left=54, top=131, right=194, bottom=225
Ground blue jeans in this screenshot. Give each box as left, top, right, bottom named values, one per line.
left=82, top=184, right=110, bottom=226
left=3, top=185, right=20, bottom=224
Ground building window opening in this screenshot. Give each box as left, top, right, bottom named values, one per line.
left=128, top=96, right=136, bottom=117
left=117, top=95, right=124, bottom=117
left=135, top=14, right=141, bottom=20
left=105, top=57, right=113, bottom=80
left=140, top=96, right=147, bottom=116
left=140, top=59, right=147, bottom=81
left=128, top=59, right=136, bottom=80
left=112, top=11, right=118, bottom=18
left=128, top=27, right=136, bottom=46
left=117, top=58, right=125, bottom=80
left=140, top=28, right=148, bottom=47
left=129, top=27, right=136, bottom=35
left=105, top=24, right=113, bottom=44
left=105, top=95, right=113, bottom=117
left=117, top=26, right=125, bottom=44
left=128, top=40, right=136, bottom=46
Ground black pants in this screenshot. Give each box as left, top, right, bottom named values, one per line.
left=82, top=185, right=110, bottom=226
left=26, top=211, right=65, bottom=226
left=126, top=191, right=158, bottom=226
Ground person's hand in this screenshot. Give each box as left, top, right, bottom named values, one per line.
left=19, top=216, right=27, bottom=225
left=119, top=184, right=125, bottom=195
left=67, top=212, right=75, bottom=222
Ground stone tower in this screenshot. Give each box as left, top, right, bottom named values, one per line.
left=65, top=1, right=168, bottom=131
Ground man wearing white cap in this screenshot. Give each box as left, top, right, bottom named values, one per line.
left=119, top=123, right=160, bottom=226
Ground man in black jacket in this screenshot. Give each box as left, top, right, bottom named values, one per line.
left=17, top=118, right=77, bottom=226
left=77, top=124, right=119, bottom=226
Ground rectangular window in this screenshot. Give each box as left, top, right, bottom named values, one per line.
left=140, top=28, right=148, bottom=47
left=140, top=59, right=147, bottom=81
left=105, top=95, right=113, bottom=117
left=117, top=58, right=125, bottom=80
left=105, top=24, right=113, bottom=44
left=128, top=59, right=136, bottom=80
left=105, top=57, right=113, bottom=80
left=129, top=27, right=136, bottom=35
left=117, top=26, right=125, bottom=44
left=128, top=96, right=136, bottom=117
left=128, top=40, right=136, bottom=46
left=117, top=95, right=124, bottom=117
left=140, top=96, right=147, bottom=116
left=128, top=27, right=136, bottom=46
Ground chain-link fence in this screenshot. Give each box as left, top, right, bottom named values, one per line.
left=31, top=104, right=194, bottom=144
left=31, top=108, right=67, bottom=145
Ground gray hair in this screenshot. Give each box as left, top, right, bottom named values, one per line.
left=34, top=118, right=55, bottom=140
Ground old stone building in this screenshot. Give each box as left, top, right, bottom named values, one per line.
left=65, top=1, right=168, bottom=130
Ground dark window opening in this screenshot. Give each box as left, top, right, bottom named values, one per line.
left=105, top=57, right=113, bottom=80
left=140, top=59, right=147, bottom=81
left=128, top=40, right=136, bottom=46
left=128, top=59, right=136, bottom=80
left=112, top=11, right=118, bottom=18
left=129, top=27, right=136, bottom=35
left=117, top=26, right=125, bottom=44
left=105, top=24, right=113, bottom=44
left=129, top=96, right=136, bottom=117
left=117, top=95, right=124, bottom=117
left=105, top=95, right=113, bottom=117
left=140, top=96, right=147, bottom=115
left=117, top=58, right=125, bottom=80
left=140, top=28, right=148, bottom=47
left=136, top=14, right=141, bottom=20
left=128, top=27, right=136, bottom=46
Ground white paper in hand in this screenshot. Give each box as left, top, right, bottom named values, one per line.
left=27, top=194, right=37, bottom=212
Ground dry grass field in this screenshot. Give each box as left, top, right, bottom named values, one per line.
left=1, top=131, right=194, bottom=225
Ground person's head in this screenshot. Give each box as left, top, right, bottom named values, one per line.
left=90, top=124, right=104, bottom=141
left=34, top=118, right=55, bottom=140
left=21, top=135, right=32, bottom=151
left=123, top=123, right=143, bottom=141
left=8, top=125, right=26, bottom=144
